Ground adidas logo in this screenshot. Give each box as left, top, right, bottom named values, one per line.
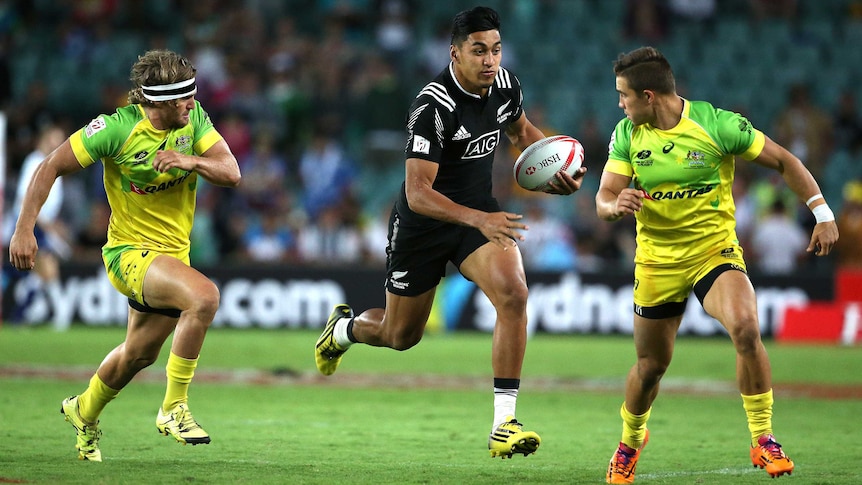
left=453, top=125, right=471, bottom=141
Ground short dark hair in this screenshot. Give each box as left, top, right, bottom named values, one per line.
left=451, top=6, right=501, bottom=45
left=613, top=46, right=676, bottom=95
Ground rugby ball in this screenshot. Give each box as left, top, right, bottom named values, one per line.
left=513, top=135, right=584, bottom=191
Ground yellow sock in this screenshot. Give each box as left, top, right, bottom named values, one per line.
left=620, top=402, right=651, bottom=450
left=77, top=374, right=120, bottom=423
left=742, top=389, right=774, bottom=446
left=162, top=352, right=197, bottom=412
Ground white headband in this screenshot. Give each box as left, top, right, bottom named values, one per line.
left=141, top=77, right=197, bottom=102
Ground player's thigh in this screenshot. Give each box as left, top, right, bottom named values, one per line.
left=142, top=255, right=219, bottom=312
left=632, top=313, right=682, bottom=367
left=381, top=287, right=437, bottom=335
left=459, top=241, right=527, bottom=306
left=700, top=269, right=758, bottom=334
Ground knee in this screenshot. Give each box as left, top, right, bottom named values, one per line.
left=131, top=354, right=158, bottom=371
left=382, top=319, right=423, bottom=351
left=123, top=344, right=160, bottom=371
left=729, top=319, right=763, bottom=355
left=637, top=358, right=669, bottom=384
left=493, top=282, right=529, bottom=315
left=389, top=330, right=422, bottom=351
left=186, top=281, right=220, bottom=324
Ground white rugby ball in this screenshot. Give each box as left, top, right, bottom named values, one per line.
left=513, top=135, right=584, bottom=191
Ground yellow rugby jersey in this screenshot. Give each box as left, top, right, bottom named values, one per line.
left=69, top=102, right=222, bottom=253
left=604, top=99, right=765, bottom=264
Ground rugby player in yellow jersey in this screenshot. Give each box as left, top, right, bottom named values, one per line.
left=596, top=47, right=838, bottom=483
left=9, top=50, right=240, bottom=461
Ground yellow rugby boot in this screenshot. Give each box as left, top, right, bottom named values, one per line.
left=156, top=403, right=211, bottom=445
left=314, top=304, right=354, bottom=375
left=60, top=395, right=102, bottom=462
left=488, top=416, right=541, bottom=458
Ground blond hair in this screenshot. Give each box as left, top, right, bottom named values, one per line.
left=127, top=50, right=196, bottom=106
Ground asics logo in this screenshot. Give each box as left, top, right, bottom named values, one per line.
left=662, top=142, right=674, bottom=154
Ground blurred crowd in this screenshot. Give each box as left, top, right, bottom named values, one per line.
left=2, top=0, right=861, bottom=278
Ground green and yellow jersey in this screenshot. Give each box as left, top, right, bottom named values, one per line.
left=605, top=99, right=765, bottom=264
left=69, top=102, right=222, bottom=254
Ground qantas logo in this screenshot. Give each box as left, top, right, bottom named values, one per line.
left=642, top=184, right=716, bottom=200
left=129, top=171, right=193, bottom=195
left=463, top=130, right=499, bottom=159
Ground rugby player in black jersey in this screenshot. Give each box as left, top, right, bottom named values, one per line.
left=315, top=6, right=585, bottom=459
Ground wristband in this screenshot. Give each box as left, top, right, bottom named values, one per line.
left=806, top=194, right=824, bottom=206
left=811, top=203, right=835, bottom=223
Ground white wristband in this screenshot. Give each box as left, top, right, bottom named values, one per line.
left=811, top=203, right=835, bottom=223
left=806, top=194, right=824, bottom=206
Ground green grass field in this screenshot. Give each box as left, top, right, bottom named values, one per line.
left=1, top=325, right=859, bottom=484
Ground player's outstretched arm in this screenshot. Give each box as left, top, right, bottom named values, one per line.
left=404, top=157, right=525, bottom=249
left=753, top=135, right=839, bottom=256
left=9, top=140, right=82, bottom=271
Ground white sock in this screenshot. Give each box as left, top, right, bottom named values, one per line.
left=333, top=317, right=354, bottom=348
left=492, top=389, right=518, bottom=430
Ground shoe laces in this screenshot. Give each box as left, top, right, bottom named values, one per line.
left=174, top=405, right=203, bottom=432
left=84, top=427, right=102, bottom=447
left=70, top=404, right=101, bottom=445
left=759, top=436, right=787, bottom=460
left=495, top=417, right=524, bottom=434
left=319, top=337, right=345, bottom=359
left=504, top=417, right=523, bottom=428
left=610, top=446, right=637, bottom=474
left=76, top=422, right=101, bottom=447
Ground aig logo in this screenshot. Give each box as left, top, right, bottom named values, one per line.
left=463, top=130, right=500, bottom=159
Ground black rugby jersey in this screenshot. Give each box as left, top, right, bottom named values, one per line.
left=396, top=62, right=524, bottom=224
